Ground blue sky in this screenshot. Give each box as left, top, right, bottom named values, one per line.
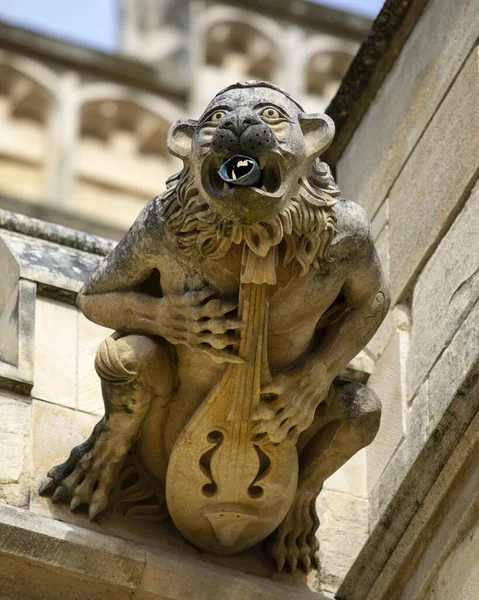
left=0, top=0, right=384, bottom=53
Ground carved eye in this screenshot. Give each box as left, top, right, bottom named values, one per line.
left=210, top=111, right=227, bottom=124
left=260, top=107, right=284, bottom=124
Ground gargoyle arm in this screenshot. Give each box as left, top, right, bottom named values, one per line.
left=78, top=199, right=165, bottom=335
left=302, top=237, right=390, bottom=382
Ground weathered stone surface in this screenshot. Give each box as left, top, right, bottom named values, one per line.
left=325, top=0, right=429, bottom=166
left=370, top=199, right=388, bottom=241
left=0, top=229, right=103, bottom=295
left=0, top=394, right=31, bottom=507
left=0, top=208, right=115, bottom=256
left=407, top=181, right=479, bottom=400
left=0, top=231, right=36, bottom=392
left=316, top=490, right=369, bottom=595
left=337, top=0, right=479, bottom=218
left=388, top=47, right=479, bottom=302
left=368, top=382, right=429, bottom=529
left=32, top=297, right=78, bottom=408
left=0, top=503, right=326, bottom=600
left=428, top=298, right=479, bottom=433
left=424, top=519, right=479, bottom=600
left=0, top=236, right=20, bottom=366
left=339, top=359, right=479, bottom=600
left=366, top=303, right=409, bottom=364
left=366, top=330, right=407, bottom=492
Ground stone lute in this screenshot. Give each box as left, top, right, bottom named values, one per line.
left=165, top=244, right=298, bottom=554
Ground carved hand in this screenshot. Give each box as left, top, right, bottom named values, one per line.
left=158, top=289, right=243, bottom=363
left=250, top=366, right=333, bottom=446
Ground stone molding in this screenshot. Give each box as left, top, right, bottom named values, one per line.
left=336, top=355, right=479, bottom=600
left=325, top=0, right=430, bottom=166
left=0, top=20, right=187, bottom=101
left=0, top=503, right=325, bottom=600
left=0, top=208, right=115, bottom=256
left=0, top=210, right=113, bottom=393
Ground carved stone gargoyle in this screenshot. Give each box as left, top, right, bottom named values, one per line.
left=40, top=81, right=389, bottom=573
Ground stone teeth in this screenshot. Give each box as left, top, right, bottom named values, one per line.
left=261, top=185, right=267, bottom=192
left=232, top=170, right=237, bottom=180
left=259, top=156, right=266, bottom=170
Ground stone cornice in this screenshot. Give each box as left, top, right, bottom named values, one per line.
left=220, top=0, right=373, bottom=40
left=0, top=20, right=188, bottom=102
left=325, top=0, right=431, bottom=166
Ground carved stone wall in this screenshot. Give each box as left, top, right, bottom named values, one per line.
left=330, top=0, right=479, bottom=597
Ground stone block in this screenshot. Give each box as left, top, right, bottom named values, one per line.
left=316, top=490, right=369, bottom=595
left=371, top=199, right=388, bottom=241
left=428, top=299, right=479, bottom=433
left=337, top=0, right=479, bottom=218
left=407, top=181, right=479, bottom=399
left=0, top=233, right=36, bottom=392
left=0, top=394, right=31, bottom=507
left=77, top=313, right=112, bottom=415
left=0, top=504, right=325, bottom=600
left=0, top=229, right=102, bottom=294
left=369, top=382, right=429, bottom=529
left=388, top=47, right=479, bottom=302
left=366, top=331, right=407, bottom=492
left=32, top=297, right=78, bottom=408
left=0, top=503, right=145, bottom=600
left=324, top=449, right=367, bottom=499
left=140, top=549, right=321, bottom=600
left=424, top=519, right=479, bottom=600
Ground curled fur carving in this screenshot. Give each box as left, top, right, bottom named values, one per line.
left=160, top=158, right=340, bottom=277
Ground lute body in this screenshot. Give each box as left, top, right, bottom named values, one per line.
left=166, top=246, right=298, bottom=554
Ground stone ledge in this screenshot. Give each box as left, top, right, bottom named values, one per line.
left=0, top=504, right=325, bottom=600
left=336, top=352, right=479, bottom=600
left=0, top=208, right=115, bottom=256
left=0, top=21, right=188, bottom=101
left=325, top=0, right=430, bottom=166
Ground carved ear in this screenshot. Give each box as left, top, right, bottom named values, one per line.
left=167, top=119, right=197, bottom=160
left=299, top=113, right=335, bottom=159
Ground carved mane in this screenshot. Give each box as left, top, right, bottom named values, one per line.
left=159, top=158, right=340, bottom=277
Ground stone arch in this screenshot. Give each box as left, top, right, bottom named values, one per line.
left=74, top=84, right=184, bottom=230
left=201, top=7, right=286, bottom=84
left=0, top=50, right=58, bottom=99
left=78, top=84, right=183, bottom=157
left=306, top=49, right=355, bottom=97
left=0, top=55, right=57, bottom=201
left=301, top=38, right=356, bottom=100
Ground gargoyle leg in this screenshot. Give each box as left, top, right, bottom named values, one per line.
left=39, top=333, right=175, bottom=520
left=268, top=379, right=381, bottom=573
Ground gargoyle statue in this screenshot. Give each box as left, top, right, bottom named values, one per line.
left=40, top=81, right=389, bottom=573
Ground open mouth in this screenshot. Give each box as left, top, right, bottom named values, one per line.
left=204, top=154, right=283, bottom=197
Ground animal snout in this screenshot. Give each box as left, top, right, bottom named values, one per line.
left=212, top=112, right=277, bottom=156
left=221, top=114, right=257, bottom=136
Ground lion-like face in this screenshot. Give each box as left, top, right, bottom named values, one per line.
left=168, top=84, right=335, bottom=225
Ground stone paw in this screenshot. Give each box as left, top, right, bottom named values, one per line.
left=267, top=493, right=320, bottom=573
left=39, top=419, right=128, bottom=521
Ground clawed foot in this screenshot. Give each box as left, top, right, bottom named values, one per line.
left=39, top=420, right=129, bottom=521
left=267, top=493, right=320, bottom=573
